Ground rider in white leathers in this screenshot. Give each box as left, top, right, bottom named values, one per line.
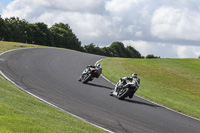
left=110, top=73, right=140, bottom=97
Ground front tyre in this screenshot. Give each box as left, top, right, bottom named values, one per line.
left=82, top=74, right=91, bottom=84
left=117, top=88, right=130, bottom=100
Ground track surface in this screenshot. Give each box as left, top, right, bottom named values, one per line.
left=0, top=48, right=199, bottom=133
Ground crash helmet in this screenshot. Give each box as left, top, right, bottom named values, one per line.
left=96, top=64, right=101, bottom=68
left=132, top=73, right=138, bottom=78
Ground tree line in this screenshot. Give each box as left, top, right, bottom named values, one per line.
left=0, top=16, right=82, bottom=51
left=0, top=16, right=159, bottom=58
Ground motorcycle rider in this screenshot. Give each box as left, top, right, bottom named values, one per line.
left=110, top=73, right=140, bottom=98
left=78, top=64, right=102, bottom=81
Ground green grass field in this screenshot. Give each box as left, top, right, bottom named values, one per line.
left=0, top=41, right=106, bottom=133
left=100, top=58, right=200, bottom=119
left=0, top=41, right=46, bottom=53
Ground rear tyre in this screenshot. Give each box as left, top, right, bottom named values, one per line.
left=129, top=90, right=136, bottom=99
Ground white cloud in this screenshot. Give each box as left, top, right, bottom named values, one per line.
left=123, top=40, right=200, bottom=58
left=151, top=6, right=200, bottom=41
left=173, top=45, right=200, bottom=58
left=2, top=0, right=112, bottom=44
left=123, top=40, right=151, bottom=56
left=2, top=0, right=34, bottom=19
left=135, top=31, right=143, bottom=37
left=105, top=0, right=156, bottom=39
left=122, top=40, right=177, bottom=58
left=1, top=0, right=200, bottom=58
left=20, top=0, right=105, bottom=13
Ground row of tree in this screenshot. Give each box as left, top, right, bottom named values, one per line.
left=83, top=42, right=142, bottom=58
left=0, top=16, right=159, bottom=58
left=0, top=16, right=82, bottom=51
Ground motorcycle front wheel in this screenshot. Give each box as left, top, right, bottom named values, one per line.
left=117, top=88, right=130, bottom=100
left=82, top=74, right=91, bottom=84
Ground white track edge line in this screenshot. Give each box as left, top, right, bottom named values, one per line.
left=0, top=48, right=114, bottom=133
left=96, top=58, right=200, bottom=122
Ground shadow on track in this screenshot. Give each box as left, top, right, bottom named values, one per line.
left=86, top=82, right=160, bottom=108
left=124, top=99, right=161, bottom=108
left=86, top=83, right=113, bottom=90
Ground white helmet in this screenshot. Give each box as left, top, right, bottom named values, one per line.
left=132, top=73, right=138, bottom=78
left=96, top=64, right=101, bottom=68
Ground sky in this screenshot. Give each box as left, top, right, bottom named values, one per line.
left=1, top=0, right=200, bottom=58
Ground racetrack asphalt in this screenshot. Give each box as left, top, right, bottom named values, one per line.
left=0, top=48, right=199, bottom=133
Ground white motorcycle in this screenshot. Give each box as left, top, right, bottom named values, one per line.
left=111, top=78, right=140, bottom=100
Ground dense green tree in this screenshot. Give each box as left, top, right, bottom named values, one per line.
left=84, top=43, right=95, bottom=54
left=29, top=22, right=51, bottom=46
left=101, top=47, right=113, bottom=57
left=126, top=46, right=142, bottom=58
left=4, top=17, right=28, bottom=42
left=109, top=42, right=127, bottom=57
left=84, top=43, right=104, bottom=55
left=0, top=15, right=7, bottom=41
left=1, top=17, right=82, bottom=50
left=49, top=23, right=82, bottom=50
left=146, top=54, right=160, bottom=59
left=107, top=42, right=142, bottom=58
left=25, top=23, right=36, bottom=44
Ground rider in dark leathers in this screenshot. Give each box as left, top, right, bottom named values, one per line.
left=78, top=64, right=102, bottom=81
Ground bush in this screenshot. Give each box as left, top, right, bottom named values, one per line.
left=146, top=54, right=160, bottom=59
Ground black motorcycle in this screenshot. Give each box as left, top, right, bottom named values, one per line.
left=112, top=79, right=139, bottom=100
left=80, top=67, right=100, bottom=84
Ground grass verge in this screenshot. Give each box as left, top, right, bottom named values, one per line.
left=0, top=41, right=106, bottom=133
left=100, top=57, right=200, bottom=119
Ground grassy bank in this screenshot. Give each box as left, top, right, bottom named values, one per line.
left=0, top=41, right=105, bottom=133
left=0, top=41, right=45, bottom=53
left=100, top=58, right=200, bottom=119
